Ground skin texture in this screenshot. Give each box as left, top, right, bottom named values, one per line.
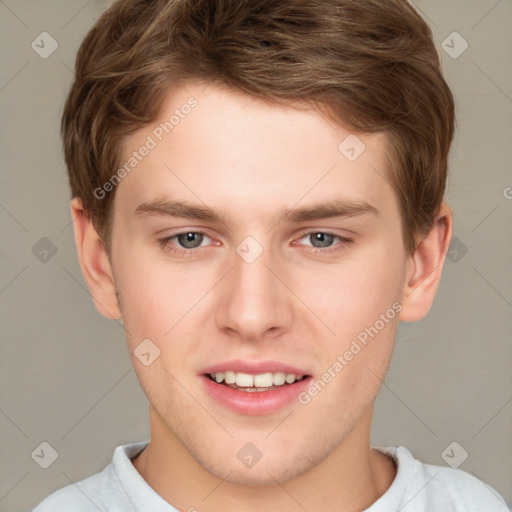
left=71, top=82, right=452, bottom=511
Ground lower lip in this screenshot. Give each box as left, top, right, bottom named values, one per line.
left=201, top=375, right=312, bottom=416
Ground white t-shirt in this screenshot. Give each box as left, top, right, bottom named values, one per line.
left=32, top=441, right=510, bottom=511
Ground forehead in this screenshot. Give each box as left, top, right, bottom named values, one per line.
left=114, top=82, right=396, bottom=226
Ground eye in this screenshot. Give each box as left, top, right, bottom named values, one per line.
left=158, top=229, right=352, bottom=257
left=158, top=230, right=213, bottom=254
left=175, top=231, right=209, bottom=249
left=303, top=232, right=336, bottom=248
left=297, top=231, right=353, bottom=252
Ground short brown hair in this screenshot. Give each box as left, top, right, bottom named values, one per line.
left=62, top=0, right=454, bottom=255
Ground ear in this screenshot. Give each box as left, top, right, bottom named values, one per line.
left=70, top=197, right=122, bottom=320
left=399, top=203, right=452, bottom=322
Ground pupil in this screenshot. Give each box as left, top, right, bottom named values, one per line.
left=312, top=233, right=333, bottom=248
left=178, top=232, right=203, bottom=248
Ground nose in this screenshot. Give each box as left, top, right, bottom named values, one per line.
left=214, top=243, right=294, bottom=343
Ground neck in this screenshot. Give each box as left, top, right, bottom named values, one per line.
left=132, top=404, right=396, bottom=511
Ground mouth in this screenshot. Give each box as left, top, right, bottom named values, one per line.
left=204, top=371, right=309, bottom=392
left=200, top=362, right=312, bottom=415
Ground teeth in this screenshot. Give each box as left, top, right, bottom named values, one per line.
left=273, top=372, right=286, bottom=386
left=224, top=371, right=236, bottom=384
left=253, top=372, right=273, bottom=387
left=235, top=372, right=253, bottom=387
left=211, top=371, right=305, bottom=388
left=285, top=373, right=296, bottom=384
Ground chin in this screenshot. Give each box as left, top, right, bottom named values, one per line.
left=206, top=461, right=299, bottom=486
left=195, top=445, right=323, bottom=487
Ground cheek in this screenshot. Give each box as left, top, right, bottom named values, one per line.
left=112, top=250, right=184, bottom=341
left=301, top=246, right=405, bottom=338
left=113, top=251, right=218, bottom=374
left=295, top=242, right=405, bottom=405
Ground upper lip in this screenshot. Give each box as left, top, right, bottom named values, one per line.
left=201, top=359, right=311, bottom=376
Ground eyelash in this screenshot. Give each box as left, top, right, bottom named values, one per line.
left=158, top=230, right=353, bottom=257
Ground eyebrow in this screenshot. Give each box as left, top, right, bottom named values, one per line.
left=133, top=197, right=379, bottom=225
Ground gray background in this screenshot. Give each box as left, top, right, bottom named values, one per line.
left=1, top=0, right=511, bottom=510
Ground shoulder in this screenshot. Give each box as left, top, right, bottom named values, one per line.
left=422, top=460, right=509, bottom=511
left=31, top=463, right=126, bottom=512
left=32, top=470, right=111, bottom=511
left=31, top=442, right=149, bottom=512
left=372, top=446, right=510, bottom=512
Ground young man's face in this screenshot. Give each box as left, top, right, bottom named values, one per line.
left=107, top=82, right=411, bottom=484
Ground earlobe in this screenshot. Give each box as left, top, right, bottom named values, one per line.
left=399, top=204, right=452, bottom=322
left=70, top=198, right=122, bottom=320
